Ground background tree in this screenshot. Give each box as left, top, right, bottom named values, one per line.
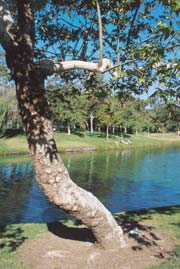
left=0, top=53, right=21, bottom=133
left=84, top=73, right=109, bottom=134
left=96, top=97, right=114, bottom=140
left=47, top=83, right=87, bottom=134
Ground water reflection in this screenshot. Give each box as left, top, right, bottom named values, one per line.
left=0, top=146, right=180, bottom=225
left=0, top=161, right=67, bottom=225
left=0, top=162, right=33, bottom=224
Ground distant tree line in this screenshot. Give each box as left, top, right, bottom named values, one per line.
left=0, top=53, right=22, bottom=135
left=0, top=56, right=179, bottom=137
left=46, top=78, right=180, bottom=139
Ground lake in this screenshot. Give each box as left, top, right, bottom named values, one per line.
left=0, top=146, right=180, bottom=225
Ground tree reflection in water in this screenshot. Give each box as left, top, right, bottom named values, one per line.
left=1, top=147, right=180, bottom=225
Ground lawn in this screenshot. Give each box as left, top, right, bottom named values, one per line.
left=0, top=132, right=180, bottom=154
left=1, top=206, right=180, bottom=268
left=1, top=132, right=180, bottom=267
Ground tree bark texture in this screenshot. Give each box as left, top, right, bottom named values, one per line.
left=1, top=0, right=125, bottom=249
left=5, top=48, right=125, bottom=248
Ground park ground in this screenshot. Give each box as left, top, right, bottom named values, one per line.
left=1, top=132, right=180, bottom=268
left=1, top=206, right=180, bottom=268
left=0, top=131, right=180, bottom=155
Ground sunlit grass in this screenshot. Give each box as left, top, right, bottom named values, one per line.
left=0, top=132, right=180, bottom=155
left=1, top=207, right=180, bottom=268
left=0, top=223, right=47, bottom=269
left=116, top=206, right=180, bottom=269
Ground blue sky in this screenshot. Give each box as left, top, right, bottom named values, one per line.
left=0, top=1, right=180, bottom=100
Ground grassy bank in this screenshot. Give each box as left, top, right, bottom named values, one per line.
left=0, top=132, right=180, bottom=155
left=1, top=206, right=180, bottom=269
left=115, top=206, right=180, bottom=269
left=0, top=223, right=47, bottom=269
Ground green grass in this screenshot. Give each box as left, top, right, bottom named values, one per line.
left=1, top=206, right=180, bottom=268
left=0, top=135, right=28, bottom=154
left=0, top=132, right=180, bottom=155
left=0, top=223, right=48, bottom=269
left=115, top=206, right=180, bottom=269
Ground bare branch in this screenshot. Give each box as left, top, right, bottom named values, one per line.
left=35, top=58, right=118, bottom=77
left=102, top=58, right=179, bottom=76
left=96, top=0, right=103, bottom=68
left=153, top=62, right=178, bottom=70
left=102, top=59, right=136, bottom=74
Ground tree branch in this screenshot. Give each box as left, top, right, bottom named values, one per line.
left=36, top=56, right=177, bottom=80
left=0, top=0, right=16, bottom=48
left=96, top=0, right=103, bottom=68
left=35, top=58, right=118, bottom=77
left=16, top=0, right=34, bottom=50
left=102, top=57, right=179, bottom=75
left=102, top=59, right=136, bottom=74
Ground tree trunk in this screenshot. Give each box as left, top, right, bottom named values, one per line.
left=67, top=122, right=71, bottom=135
left=2, top=0, right=125, bottom=250
left=85, top=120, right=89, bottom=131
left=90, top=114, right=94, bottom=134
left=12, top=68, right=125, bottom=249
left=106, top=125, right=109, bottom=140
left=124, top=126, right=127, bottom=134
left=120, top=125, right=122, bottom=136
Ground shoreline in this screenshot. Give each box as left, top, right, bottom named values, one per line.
left=0, top=142, right=180, bottom=156
left=0, top=132, right=180, bottom=156
left=0, top=140, right=180, bottom=156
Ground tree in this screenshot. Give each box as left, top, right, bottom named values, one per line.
left=0, top=0, right=179, bottom=249
left=0, top=53, right=21, bottom=132
left=96, top=96, right=117, bottom=140
left=0, top=86, right=22, bottom=132
left=47, top=83, right=87, bottom=134
left=84, top=73, right=109, bottom=134
left=0, top=0, right=125, bottom=249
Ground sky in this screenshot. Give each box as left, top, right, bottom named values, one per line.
left=0, top=1, right=180, bottom=100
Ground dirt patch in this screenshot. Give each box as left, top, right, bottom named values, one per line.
left=21, top=221, right=177, bottom=269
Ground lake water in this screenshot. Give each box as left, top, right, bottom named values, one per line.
left=0, top=146, right=180, bottom=225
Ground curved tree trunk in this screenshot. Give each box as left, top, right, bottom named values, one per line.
left=12, top=67, right=125, bottom=249
left=2, top=0, right=125, bottom=251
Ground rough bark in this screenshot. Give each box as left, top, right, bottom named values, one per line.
left=0, top=0, right=125, bottom=249
left=5, top=45, right=125, bottom=249
left=15, top=72, right=124, bottom=249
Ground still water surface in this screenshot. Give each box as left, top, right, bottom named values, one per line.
left=0, top=146, right=180, bottom=225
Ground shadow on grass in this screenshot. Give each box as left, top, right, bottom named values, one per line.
left=115, top=205, right=180, bottom=250
left=47, top=206, right=180, bottom=250
left=47, top=221, right=95, bottom=243
left=0, top=225, right=27, bottom=252
left=0, top=129, right=24, bottom=138
left=115, top=205, right=180, bottom=224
